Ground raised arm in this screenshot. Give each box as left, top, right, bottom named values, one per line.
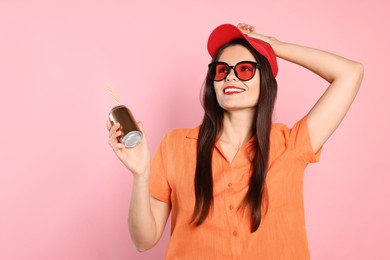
left=238, top=23, right=364, bottom=152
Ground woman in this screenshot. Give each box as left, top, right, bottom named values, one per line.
left=107, top=23, right=363, bottom=259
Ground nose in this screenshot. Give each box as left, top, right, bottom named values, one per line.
left=225, top=67, right=237, bottom=81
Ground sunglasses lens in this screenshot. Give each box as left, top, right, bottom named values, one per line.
left=210, top=62, right=257, bottom=81
left=236, top=62, right=256, bottom=81
left=214, top=63, right=229, bottom=81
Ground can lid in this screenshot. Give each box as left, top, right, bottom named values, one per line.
left=122, top=131, right=143, bottom=148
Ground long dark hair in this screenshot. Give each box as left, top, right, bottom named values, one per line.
left=191, top=39, right=278, bottom=232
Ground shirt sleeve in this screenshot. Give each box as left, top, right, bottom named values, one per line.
left=288, top=116, right=322, bottom=164
left=150, top=134, right=171, bottom=203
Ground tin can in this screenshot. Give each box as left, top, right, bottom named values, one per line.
left=108, top=105, right=142, bottom=148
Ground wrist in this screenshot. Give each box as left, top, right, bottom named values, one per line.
left=131, top=167, right=150, bottom=180
left=131, top=174, right=150, bottom=191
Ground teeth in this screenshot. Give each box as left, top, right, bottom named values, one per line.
left=224, top=88, right=244, bottom=94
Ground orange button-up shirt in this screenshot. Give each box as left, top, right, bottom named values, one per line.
left=150, top=117, right=321, bottom=259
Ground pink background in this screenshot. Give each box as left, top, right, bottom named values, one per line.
left=0, top=0, right=389, bottom=259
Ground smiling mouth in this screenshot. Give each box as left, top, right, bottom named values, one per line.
left=223, top=87, right=245, bottom=94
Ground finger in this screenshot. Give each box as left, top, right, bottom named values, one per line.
left=108, top=130, right=122, bottom=149
left=109, top=140, right=125, bottom=153
left=108, top=134, right=117, bottom=147
left=109, top=128, right=122, bottom=140
left=244, top=25, right=254, bottom=32
left=109, top=122, right=121, bottom=136
left=238, top=23, right=255, bottom=32
left=237, top=23, right=249, bottom=28
left=237, top=23, right=246, bottom=30
left=137, top=121, right=145, bottom=133
left=106, top=120, right=113, bottom=131
left=112, top=142, right=126, bottom=151
left=237, top=24, right=250, bottom=33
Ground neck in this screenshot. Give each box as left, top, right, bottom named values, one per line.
left=219, top=109, right=255, bottom=148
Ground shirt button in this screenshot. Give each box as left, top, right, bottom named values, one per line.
left=233, top=231, right=238, bottom=237
left=229, top=205, right=234, bottom=210
left=228, top=182, right=232, bottom=188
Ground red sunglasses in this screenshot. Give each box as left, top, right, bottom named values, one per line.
left=208, top=61, right=260, bottom=81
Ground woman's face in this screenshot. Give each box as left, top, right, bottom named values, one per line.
left=213, top=44, right=260, bottom=112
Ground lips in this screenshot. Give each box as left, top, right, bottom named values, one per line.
left=223, top=86, right=245, bottom=94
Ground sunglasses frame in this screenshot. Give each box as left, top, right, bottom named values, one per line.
left=208, top=61, right=260, bottom=82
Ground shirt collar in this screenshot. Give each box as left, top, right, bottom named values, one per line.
left=186, top=126, right=200, bottom=140
left=186, top=126, right=257, bottom=147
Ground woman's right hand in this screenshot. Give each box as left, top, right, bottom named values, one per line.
left=106, top=120, right=151, bottom=176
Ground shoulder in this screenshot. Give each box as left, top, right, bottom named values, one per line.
left=270, top=122, right=290, bottom=143
left=271, top=122, right=290, bottom=135
left=165, top=126, right=200, bottom=140
left=269, top=117, right=310, bottom=152
left=270, top=117, right=309, bottom=141
left=160, top=126, right=200, bottom=149
left=155, top=126, right=199, bottom=165
left=269, top=116, right=320, bottom=163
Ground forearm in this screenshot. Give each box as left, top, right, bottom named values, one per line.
left=270, top=39, right=363, bottom=84
left=128, top=170, right=157, bottom=251
left=238, top=23, right=363, bottom=84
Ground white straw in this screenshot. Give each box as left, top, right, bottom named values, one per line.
left=106, top=85, right=121, bottom=105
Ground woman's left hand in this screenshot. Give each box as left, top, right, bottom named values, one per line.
left=237, top=23, right=278, bottom=45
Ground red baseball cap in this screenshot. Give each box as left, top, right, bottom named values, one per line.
left=207, top=24, right=278, bottom=77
